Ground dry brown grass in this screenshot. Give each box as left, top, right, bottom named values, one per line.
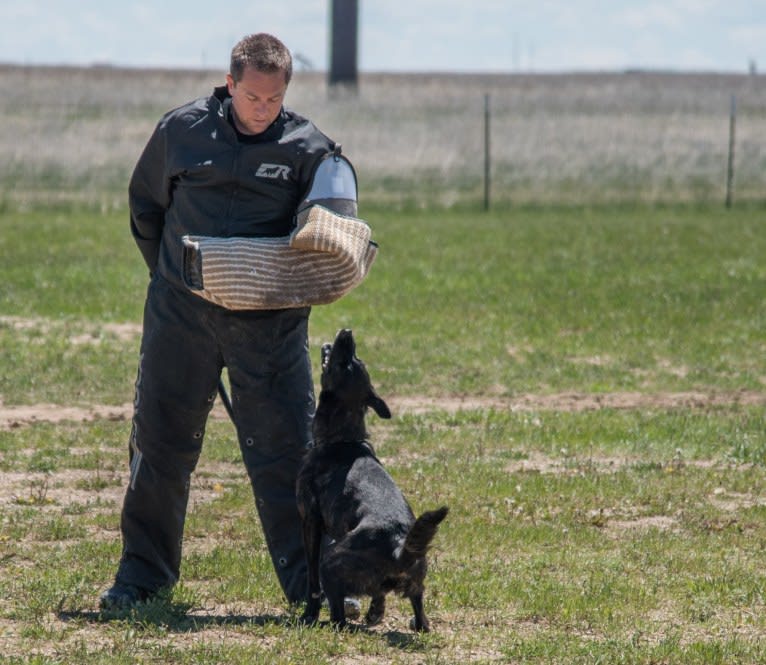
left=1, top=65, right=765, bottom=207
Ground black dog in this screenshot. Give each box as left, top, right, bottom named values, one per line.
left=296, top=329, right=448, bottom=631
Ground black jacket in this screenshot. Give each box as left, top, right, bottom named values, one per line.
left=129, top=85, right=337, bottom=290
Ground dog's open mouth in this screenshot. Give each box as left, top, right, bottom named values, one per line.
left=322, top=328, right=355, bottom=371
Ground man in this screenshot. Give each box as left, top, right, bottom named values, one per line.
left=100, top=33, right=356, bottom=612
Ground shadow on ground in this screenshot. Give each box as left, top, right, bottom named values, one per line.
left=58, top=604, right=422, bottom=649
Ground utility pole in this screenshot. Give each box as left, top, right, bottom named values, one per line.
left=329, top=0, right=358, bottom=91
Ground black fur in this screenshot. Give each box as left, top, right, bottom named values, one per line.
left=296, top=329, right=448, bottom=631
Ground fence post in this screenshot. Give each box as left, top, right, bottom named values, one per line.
left=725, top=94, right=736, bottom=208
left=484, top=93, right=491, bottom=211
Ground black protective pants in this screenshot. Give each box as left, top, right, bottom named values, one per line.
left=113, top=276, right=314, bottom=603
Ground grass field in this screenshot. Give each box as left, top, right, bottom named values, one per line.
left=1, top=199, right=766, bottom=663
left=1, top=65, right=765, bottom=207
left=1, top=63, right=766, bottom=663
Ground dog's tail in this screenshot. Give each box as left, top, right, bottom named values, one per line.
left=399, top=506, right=449, bottom=568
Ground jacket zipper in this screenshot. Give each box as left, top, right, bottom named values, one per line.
left=225, top=142, right=241, bottom=229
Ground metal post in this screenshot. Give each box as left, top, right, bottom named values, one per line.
left=329, top=0, right=358, bottom=90
left=484, top=93, right=491, bottom=211
left=725, top=94, right=736, bottom=208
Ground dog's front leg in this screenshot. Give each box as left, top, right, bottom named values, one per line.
left=324, top=586, right=348, bottom=629
left=299, top=510, right=323, bottom=624
left=409, top=593, right=430, bottom=632
left=365, top=594, right=386, bottom=626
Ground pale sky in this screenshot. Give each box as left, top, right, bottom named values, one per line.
left=1, top=0, right=763, bottom=73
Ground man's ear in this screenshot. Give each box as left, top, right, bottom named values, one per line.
left=226, top=73, right=235, bottom=94
left=368, top=391, right=391, bottom=419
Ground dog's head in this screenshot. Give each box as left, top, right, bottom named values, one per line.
left=320, top=329, right=391, bottom=420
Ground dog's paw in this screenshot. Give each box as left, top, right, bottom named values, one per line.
left=410, top=616, right=431, bottom=633
left=330, top=618, right=349, bottom=632
left=299, top=611, right=320, bottom=626
left=365, top=610, right=384, bottom=627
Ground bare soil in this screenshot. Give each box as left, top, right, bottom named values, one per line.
left=1, top=390, right=765, bottom=431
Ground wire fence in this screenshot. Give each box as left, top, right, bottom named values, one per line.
left=1, top=65, right=764, bottom=208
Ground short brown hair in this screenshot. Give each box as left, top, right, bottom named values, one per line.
left=230, top=33, right=293, bottom=85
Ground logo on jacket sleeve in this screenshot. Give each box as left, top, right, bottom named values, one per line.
left=255, top=163, right=292, bottom=180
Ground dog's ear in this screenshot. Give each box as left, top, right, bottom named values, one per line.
left=368, top=390, right=391, bottom=419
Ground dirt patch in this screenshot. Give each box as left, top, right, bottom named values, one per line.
left=0, top=463, right=244, bottom=516
left=708, top=487, right=766, bottom=513
left=0, top=315, right=142, bottom=345
left=390, top=390, right=766, bottom=414
left=0, top=469, right=124, bottom=510
left=0, top=402, right=136, bottom=429
left=605, top=514, right=678, bottom=533
left=69, top=322, right=142, bottom=345
left=1, top=390, right=765, bottom=430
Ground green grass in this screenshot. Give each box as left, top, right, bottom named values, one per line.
left=0, top=410, right=765, bottom=663
left=1, top=202, right=766, bottom=662
left=346, top=203, right=766, bottom=395
left=1, top=203, right=765, bottom=404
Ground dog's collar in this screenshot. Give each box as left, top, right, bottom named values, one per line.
left=309, top=438, right=377, bottom=454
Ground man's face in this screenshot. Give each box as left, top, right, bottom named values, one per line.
left=226, top=67, right=287, bottom=135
